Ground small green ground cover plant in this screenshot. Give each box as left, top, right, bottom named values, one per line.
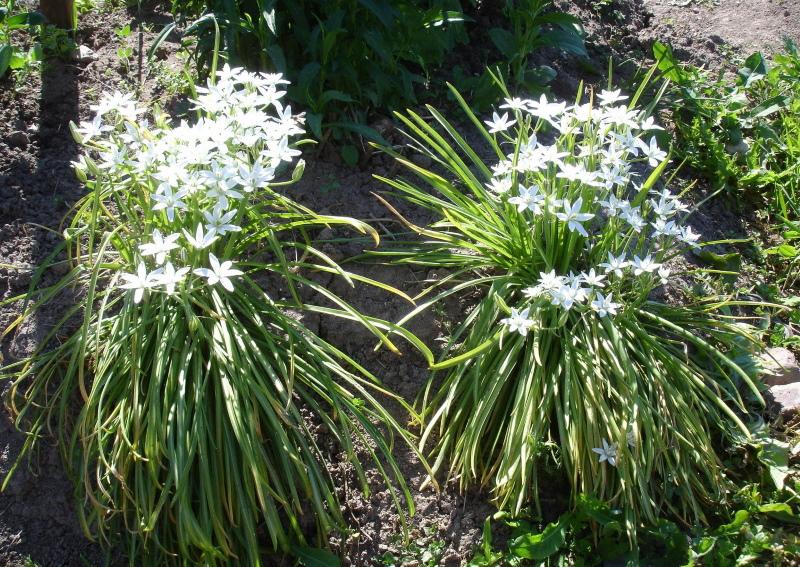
left=374, top=80, right=766, bottom=539
left=0, top=0, right=45, bottom=77
left=1, top=66, right=423, bottom=565
left=653, top=40, right=800, bottom=273
left=469, top=432, right=800, bottom=565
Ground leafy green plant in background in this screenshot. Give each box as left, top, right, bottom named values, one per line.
left=372, top=79, right=767, bottom=540
left=39, top=25, right=76, bottom=60
left=169, top=0, right=468, bottom=162
left=1, top=68, right=424, bottom=565
left=0, top=0, right=45, bottom=77
left=164, top=0, right=585, bottom=161
left=454, top=0, right=586, bottom=111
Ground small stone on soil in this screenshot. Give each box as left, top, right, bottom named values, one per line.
left=6, top=131, right=29, bottom=149
left=761, top=347, right=800, bottom=386
left=73, top=45, right=98, bottom=63
left=767, top=382, right=800, bottom=418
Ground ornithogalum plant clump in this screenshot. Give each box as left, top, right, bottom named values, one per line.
left=2, top=66, right=422, bottom=565
left=375, top=83, right=764, bottom=535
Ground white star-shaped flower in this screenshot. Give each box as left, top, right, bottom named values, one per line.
left=203, top=207, right=242, bottom=236
left=590, top=292, right=620, bottom=317
left=581, top=268, right=606, bottom=288
left=138, top=229, right=181, bottom=264
left=484, top=111, right=517, bottom=134
left=592, top=439, right=618, bottom=466
left=556, top=197, right=594, bottom=237
left=641, top=136, right=667, bottom=167
left=154, top=262, right=190, bottom=295
left=631, top=254, right=661, bottom=275
left=597, top=89, right=628, bottom=106
left=599, top=252, right=629, bottom=277
left=193, top=253, right=244, bottom=292
left=508, top=184, right=545, bottom=214
left=183, top=224, right=218, bottom=250
left=500, top=307, right=534, bottom=337
left=119, top=262, right=159, bottom=304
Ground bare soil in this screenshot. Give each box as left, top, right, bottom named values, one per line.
left=0, top=0, right=796, bottom=566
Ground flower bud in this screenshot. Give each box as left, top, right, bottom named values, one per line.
left=68, top=121, right=83, bottom=145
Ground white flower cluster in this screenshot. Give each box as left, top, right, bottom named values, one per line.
left=72, top=64, right=305, bottom=303
left=492, top=89, right=702, bottom=335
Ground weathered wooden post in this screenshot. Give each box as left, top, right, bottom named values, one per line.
left=39, top=0, right=74, bottom=28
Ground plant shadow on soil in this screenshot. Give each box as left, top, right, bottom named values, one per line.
left=0, top=32, right=113, bottom=567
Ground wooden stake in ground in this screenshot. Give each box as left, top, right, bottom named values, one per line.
left=39, top=0, right=74, bottom=28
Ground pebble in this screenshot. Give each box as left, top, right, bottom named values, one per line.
left=72, top=44, right=98, bottom=63
left=6, top=131, right=29, bottom=149
left=768, top=382, right=800, bottom=418
left=761, top=347, right=800, bottom=386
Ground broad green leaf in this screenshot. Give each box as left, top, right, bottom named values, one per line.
left=262, top=1, right=277, bottom=35
left=749, top=95, right=790, bottom=119
left=757, top=502, right=800, bottom=524
left=488, top=28, right=516, bottom=59
left=509, top=518, right=567, bottom=560
left=693, top=250, right=741, bottom=272
left=8, top=51, right=26, bottom=70
left=297, top=62, right=322, bottom=102
left=652, top=41, right=683, bottom=82
left=328, top=121, right=388, bottom=145
left=356, top=0, right=397, bottom=28
left=306, top=112, right=323, bottom=139
left=0, top=44, right=11, bottom=77
left=318, top=89, right=355, bottom=107
left=266, top=44, right=287, bottom=73
left=340, top=144, right=359, bottom=166
left=541, top=28, right=587, bottom=57
left=693, top=536, right=716, bottom=557
left=758, top=438, right=791, bottom=490
left=6, top=11, right=45, bottom=28
left=718, top=509, right=750, bottom=534
left=765, top=244, right=798, bottom=258
left=537, top=12, right=584, bottom=32
left=738, top=52, right=768, bottom=86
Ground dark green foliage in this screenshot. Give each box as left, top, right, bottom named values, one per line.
left=168, top=0, right=585, bottom=148
left=176, top=0, right=468, bottom=147
left=455, top=0, right=586, bottom=111
left=469, top=462, right=800, bottom=567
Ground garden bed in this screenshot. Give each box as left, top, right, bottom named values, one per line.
left=0, top=1, right=799, bottom=566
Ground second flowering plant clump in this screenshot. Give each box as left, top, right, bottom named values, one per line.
left=3, top=67, right=422, bottom=565
left=375, top=83, right=763, bottom=534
